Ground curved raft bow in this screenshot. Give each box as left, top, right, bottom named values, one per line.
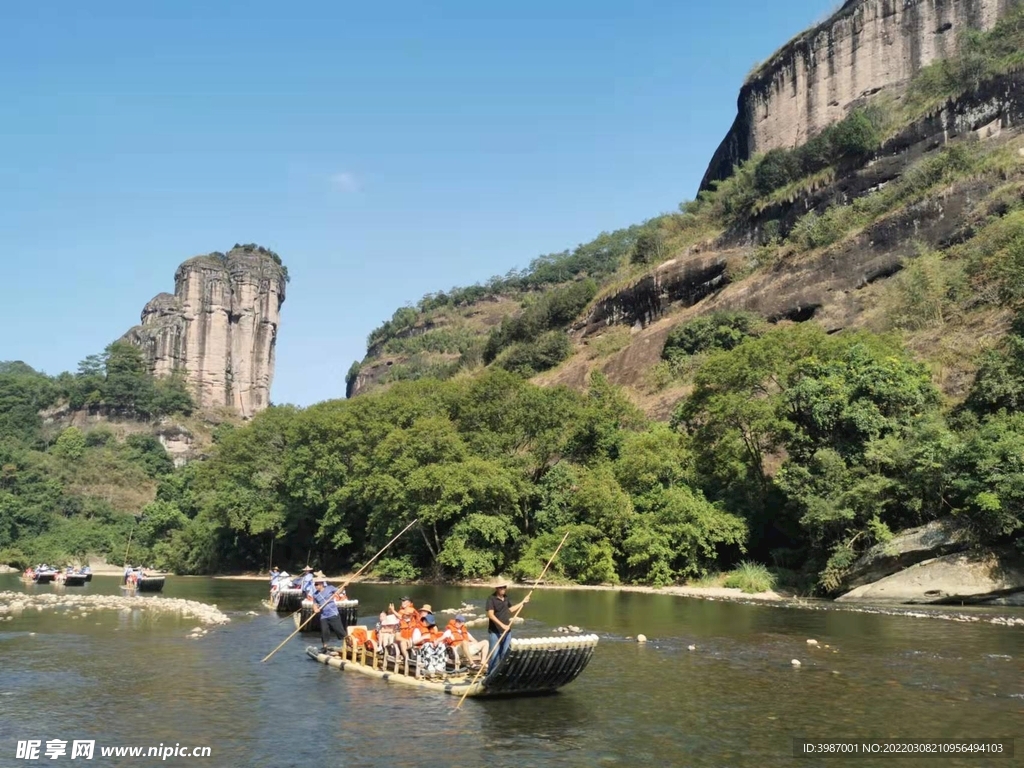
left=306, top=633, right=599, bottom=698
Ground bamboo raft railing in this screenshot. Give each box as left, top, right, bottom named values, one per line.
left=306, top=633, right=599, bottom=698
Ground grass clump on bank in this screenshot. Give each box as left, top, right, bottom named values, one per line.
left=723, top=562, right=777, bottom=593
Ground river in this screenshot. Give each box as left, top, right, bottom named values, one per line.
left=1, top=574, right=1021, bottom=767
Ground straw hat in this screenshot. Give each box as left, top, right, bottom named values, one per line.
left=418, top=604, right=433, bottom=613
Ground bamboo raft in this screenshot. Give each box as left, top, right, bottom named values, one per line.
left=268, top=587, right=304, bottom=612
left=121, top=576, right=166, bottom=595
left=294, top=599, right=359, bottom=632
left=63, top=574, right=88, bottom=587
left=306, top=633, right=599, bottom=698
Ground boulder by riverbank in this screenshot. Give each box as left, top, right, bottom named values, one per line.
left=838, top=551, right=1024, bottom=606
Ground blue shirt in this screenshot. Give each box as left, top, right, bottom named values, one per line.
left=270, top=570, right=280, bottom=584
left=312, top=586, right=339, bottom=619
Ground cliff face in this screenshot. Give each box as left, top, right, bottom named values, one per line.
left=122, top=245, right=287, bottom=417
left=701, top=0, right=1017, bottom=190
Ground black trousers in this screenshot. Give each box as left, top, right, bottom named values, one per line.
left=321, top=614, right=347, bottom=647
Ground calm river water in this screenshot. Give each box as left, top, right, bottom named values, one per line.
left=1, top=574, right=1021, bottom=767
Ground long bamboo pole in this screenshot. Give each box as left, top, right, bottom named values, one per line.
left=261, top=518, right=419, bottom=663
left=123, top=526, right=134, bottom=568
left=452, top=529, right=571, bottom=712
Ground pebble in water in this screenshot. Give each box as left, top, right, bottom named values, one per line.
left=688, top=645, right=696, bottom=651
left=806, top=639, right=818, bottom=646
left=791, top=659, right=801, bottom=667
left=636, top=634, right=647, bottom=643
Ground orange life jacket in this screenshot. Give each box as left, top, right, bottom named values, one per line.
left=348, top=626, right=368, bottom=645
left=445, top=619, right=469, bottom=645
left=398, top=607, right=422, bottom=640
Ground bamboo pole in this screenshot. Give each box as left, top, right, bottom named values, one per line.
left=452, top=530, right=571, bottom=712
left=123, top=526, right=134, bottom=568
left=261, top=518, right=419, bottom=663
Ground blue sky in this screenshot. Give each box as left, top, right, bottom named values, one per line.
left=1, top=0, right=834, bottom=407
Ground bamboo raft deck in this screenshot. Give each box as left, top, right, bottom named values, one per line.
left=306, top=633, right=599, bottom=698
left=63, top=574, right=88, bottom=587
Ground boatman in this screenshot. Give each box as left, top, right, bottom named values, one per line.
left=299, top=565, right=315, bottom=596
left=485, top=579, right=528, bottom=671
left=269, top=566, right=280, bottom=585
left=311, top=578, right=347, bottom=653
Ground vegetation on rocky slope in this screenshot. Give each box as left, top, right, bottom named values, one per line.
left=0, top=346, right=193, bottom=568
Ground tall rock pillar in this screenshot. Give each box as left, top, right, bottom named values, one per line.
left=122, top=244, right=287, bottom=417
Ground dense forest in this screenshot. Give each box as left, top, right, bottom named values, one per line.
left=5, top=319, right=1022, bottom=594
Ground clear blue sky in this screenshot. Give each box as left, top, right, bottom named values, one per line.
left=1, top=0, right=834, bottom=407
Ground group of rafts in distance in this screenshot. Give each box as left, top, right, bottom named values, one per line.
left=265, top=566, right=599, bottom=698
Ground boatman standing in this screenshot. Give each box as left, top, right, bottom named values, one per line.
left=485, top=579, right=528, bottom=671
left=299, top=565, right=315, bottom=596
left=311, top=578, right=348, bottom=653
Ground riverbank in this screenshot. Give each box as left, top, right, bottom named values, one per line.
left=215, top=572, right=790, bottom=603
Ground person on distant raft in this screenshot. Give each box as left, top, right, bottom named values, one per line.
left=269, top=566, right=280, bottom=585
left=299, top=565, right=315, bottom=597
left=486, top=579, right=528, bottom=670
left=311, top=578, right=347, bottom=653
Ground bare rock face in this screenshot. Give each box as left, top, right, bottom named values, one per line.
left=122, top=245, right=287, bottom=417
left=701, top=0, right=1016, bottom=190
left=836, top=550, right=1024, bottom=604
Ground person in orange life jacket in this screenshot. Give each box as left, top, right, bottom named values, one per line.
left=311, top=578, right=347, bottom=653
left=388, top=597, right=422, bottom=659
left=486, top=580, right=528, bottom=670
left=443, top=614, right=489, bottom=670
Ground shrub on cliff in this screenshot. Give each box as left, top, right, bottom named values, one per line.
left=661, top=311, right=762, bottom=363
left=752, top=108, right=884, bottom=198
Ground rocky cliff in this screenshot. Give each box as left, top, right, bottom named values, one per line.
left=701, top=0, right=1017, bottom=190
left=122, top=245, right=287, bottom=417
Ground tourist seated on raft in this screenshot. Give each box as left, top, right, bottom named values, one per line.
left=376, top=613, right=400, bottom=657
left=443, top=614, right=488, bottom=670
left=411, top=605, right=447, bottom=680
left=388, top=597, right=423, bottom=660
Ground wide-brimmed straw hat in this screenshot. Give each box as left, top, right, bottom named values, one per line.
left=418, top=604, right=433, bottom=613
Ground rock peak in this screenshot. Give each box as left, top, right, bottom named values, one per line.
left=700, top=0, right=1015, bottom=190
left=122, top=244, right=287, bottom=417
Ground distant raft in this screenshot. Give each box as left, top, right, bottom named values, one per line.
left=306, top=633, right=599, bottom=698
left=295, top=599, right=359, bottom=632
left=267, top=587, right=304, bottom=613
left=121, top=576, right=166, bottom=595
